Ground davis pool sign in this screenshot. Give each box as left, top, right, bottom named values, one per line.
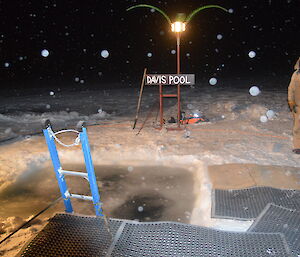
left=146, top=74, right=195, bottom=85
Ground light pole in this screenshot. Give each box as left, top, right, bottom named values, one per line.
left=171, top=15, right=186, bottom=126
left=127, top=4, right=228, bottom=128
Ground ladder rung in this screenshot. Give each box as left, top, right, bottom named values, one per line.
left=162, top=94, right=178, bottom=97
left=60, top=169, right=88, bottom=179
left=70, top=193, right=93, bottom=201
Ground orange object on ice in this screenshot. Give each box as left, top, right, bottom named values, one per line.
left=180, top=114, right=209, bottom=124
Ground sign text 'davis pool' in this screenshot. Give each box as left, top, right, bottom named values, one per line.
left=145, top=74, right=195, bottom=85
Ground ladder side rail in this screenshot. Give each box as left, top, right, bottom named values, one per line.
left=80, top=127, right=103, bottom=216
left=43, top=128, right=73, bottom=213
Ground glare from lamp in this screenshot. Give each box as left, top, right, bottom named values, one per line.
left=171, top=22, right=186, bottom=32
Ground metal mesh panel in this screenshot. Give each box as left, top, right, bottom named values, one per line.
left=20, top=214, right=123, bottom=257
left=111, top=221, right=291, bottom=257
left=212, top=186, right=300, bottom=220
left=249, top=204, right=300, bottom=256
left=19, top=213, right=292, bottom=257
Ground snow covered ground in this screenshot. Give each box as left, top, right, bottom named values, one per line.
left=0, top=76, right=296, bottom=166
left=0, top=77, right=299, bottom=256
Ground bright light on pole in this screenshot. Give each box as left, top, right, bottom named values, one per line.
left=171, top=22, right=186, bottom=32
left=126, top=4, right=228, bottom=128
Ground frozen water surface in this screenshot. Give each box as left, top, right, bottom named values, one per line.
left=0, top=164, right=195, bottom=223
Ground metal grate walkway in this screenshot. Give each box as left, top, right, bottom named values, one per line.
left=249, top=204, right=300, bottom=257
left=212, top=186, right=300, bottom=220
left=20, top=213, right=292, bottom=257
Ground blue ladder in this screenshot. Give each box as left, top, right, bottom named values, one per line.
left=43, top=120, right=103, bottom=216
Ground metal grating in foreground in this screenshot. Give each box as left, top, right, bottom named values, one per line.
left=212, top=186, right=300, bottom=220
left=249, top=204, right=300, bottom=257
left=20, top=213, right=292, bottom=257
left=20, top=214, right=123, bottom=257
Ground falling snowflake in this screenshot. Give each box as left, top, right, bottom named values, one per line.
left=147, top=52, right=152, bottom=57
left=41, top=49, right=49, bottom=57
left=101, top=50, right=109, bottom=58
left=260, top=115, right=268, bottom=123
left=127, top=166, right=134, bottom=172
left=5, top=128, right=12, bottom=134
left=187, top=104, right=193, bottom=109
left=266, top=110, right=275, bottom=119
left=184, top=130, right=191, bottom=138
left=249, top=86, right=260, bottom=96
left=248, top=51, right=256, bottom=58
left=217, top=34, right=223, bottom=40
left=209, top=78, right=217, bottom=85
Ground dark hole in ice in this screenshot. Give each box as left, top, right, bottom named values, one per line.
left=111, top=193, right=170, bottom=222
left=0, top=164, right=195, bottom=225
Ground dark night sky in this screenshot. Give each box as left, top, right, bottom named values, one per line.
left=0, top=0, right=299, bottom=91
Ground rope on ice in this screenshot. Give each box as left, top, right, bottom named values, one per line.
left=50, top=129, right=81, bottom=147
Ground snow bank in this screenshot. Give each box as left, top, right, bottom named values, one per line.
left=0, top=110, right=110, bottom=141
